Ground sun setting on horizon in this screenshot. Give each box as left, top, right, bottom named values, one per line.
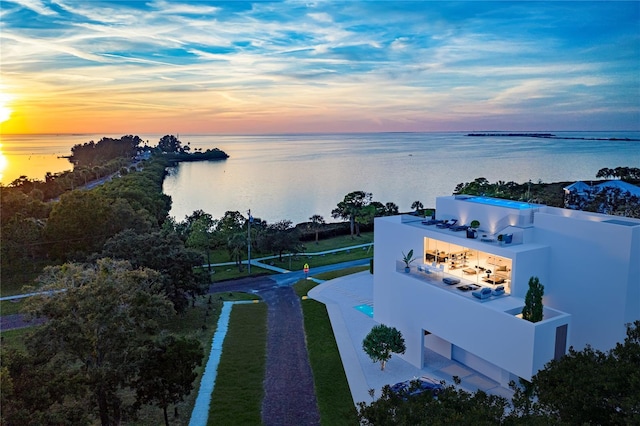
left=0, top=1, right=638, bottom=134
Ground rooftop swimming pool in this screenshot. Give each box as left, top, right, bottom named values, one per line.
left=354, top=304, right=374, bottom=318
left=463, top=196, right=536, bottom=210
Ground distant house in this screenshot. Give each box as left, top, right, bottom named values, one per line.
left=564, top=179, right=640, bottom=209
left=562, top=180, right=592, bottom=196
left=594, top=180, right=640, bottom=197
left=373, top=195, right=639, bottom=386
left=134, top=149, right=152, bottom=161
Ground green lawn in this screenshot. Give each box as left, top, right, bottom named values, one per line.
left=0, top=259, right=57, bottom=297
left=208, top=302, right=267, bottom=425
left=302, top=232, right=373, bottom=252
left=264, top=247, right=372, bottom=274
left=207, top=232, right=373, bottom=282
left=1, top=299, right=25, bottom=316
left=0, top=328, right=28, bottom=352
left=313, top=266, right=371, bottom=282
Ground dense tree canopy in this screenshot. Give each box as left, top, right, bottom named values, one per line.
left=70, top=135, right=143, bottom=167
left=17, top=259, right=175, bottom=426
left=527, top=320, right=640, bottom=425
left=358, top=380, right=509, bottom=425
left=134, top=334, right=204, bottom=426
left=261, top=219, right=301, bottom=261
left=157, top=135, right=183, bottom=153
left=596, top=166, right=640, bottom=182
left=43, top=190, right=153, bottom=260
left=99, top=229, right=207, bottom=314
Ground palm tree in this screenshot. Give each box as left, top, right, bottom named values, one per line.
left=384, top=202, right=399, bottom=216
left=309, top=214, right=325, bottom=244
left=227, top=232, right=246, bottom=272
left=411, top=200, right=424, bottom=214
left=331, top=191, right=372, bottom=239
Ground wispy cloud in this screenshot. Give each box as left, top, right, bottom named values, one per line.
left=1, top=1, right=638, bottom=133
left=8, top=0, right=57, bottom=16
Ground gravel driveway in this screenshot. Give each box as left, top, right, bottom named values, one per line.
left=210, top=277, right=321, bottom=425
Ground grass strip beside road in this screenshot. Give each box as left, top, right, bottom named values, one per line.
left=208, top=302, right=267, bottom=425
left=1, top=299, right=25, bottom=316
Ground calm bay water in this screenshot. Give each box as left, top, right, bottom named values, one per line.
left=3, top=132, right=639, bottom=225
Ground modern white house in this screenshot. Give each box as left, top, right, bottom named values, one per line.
left=373, top=195, right=640, bottom=386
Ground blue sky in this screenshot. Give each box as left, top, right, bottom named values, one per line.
left=1, top=1, right=639, bottom=133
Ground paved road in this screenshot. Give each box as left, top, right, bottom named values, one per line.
left=0, top=314, right=45, bottom=330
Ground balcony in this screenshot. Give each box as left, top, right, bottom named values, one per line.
left=392, top=260, right=571, bottom=380
left=396, top=261, right=510, bottom=303
left=401, top=215, right=525, bottom=247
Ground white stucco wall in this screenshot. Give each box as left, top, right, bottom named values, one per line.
left=374, top=197, right=639, bottom=381
left=373, top=216, right=571, bottom=381
left=532, top=210, right=640, bottom=351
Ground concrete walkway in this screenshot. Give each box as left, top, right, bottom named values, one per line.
left=308, top=271, right=515, bottom=405
left=189, top=301, right=236, bottom=426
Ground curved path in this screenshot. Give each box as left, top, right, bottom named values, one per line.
left=208, top=277, right=320, bottom=426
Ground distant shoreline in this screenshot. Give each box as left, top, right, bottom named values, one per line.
left=467, top=133, right=640, bottom=141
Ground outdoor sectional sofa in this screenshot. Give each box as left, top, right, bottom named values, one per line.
left=472, top=287, right=492, bottom=299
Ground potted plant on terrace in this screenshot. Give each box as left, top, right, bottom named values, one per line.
left=467, top=220, right=480, bottom=239
left=402, top=249, right=417, bottom=272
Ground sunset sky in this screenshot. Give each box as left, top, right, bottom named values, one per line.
left=1, top=1, right=639, bottom=134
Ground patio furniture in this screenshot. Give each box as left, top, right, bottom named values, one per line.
left=472, top=287, right=492, bottom=299
left=450, top=224, right=469, bottom=232
left=442, top=277, right=461, bottom=285
left=493, top=285, right=505, bottom=296
left=483, top=275, right=506, bottom=285
left=436, top=219, right=458, bottom=229
left=422, top=219, right=443, bottom=226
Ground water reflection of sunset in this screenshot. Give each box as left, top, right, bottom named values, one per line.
left=0, top=137, right=74, bottom=185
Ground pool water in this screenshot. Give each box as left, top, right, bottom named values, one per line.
left=464, top=196, right=536, bottom=210
left=354, top=304, right=374, bottom=317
